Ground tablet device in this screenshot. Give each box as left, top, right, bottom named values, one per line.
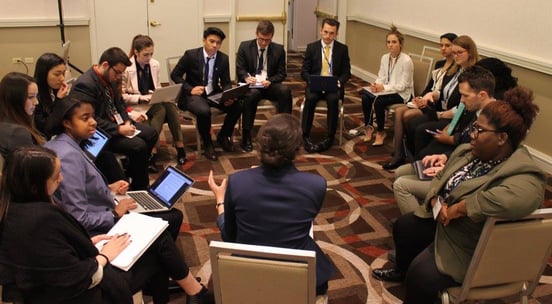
left=309, top=75, right=338, bottom=92
left=207, top=84, right=249, bottom=104
left=82, top=128, right=110, bottom=160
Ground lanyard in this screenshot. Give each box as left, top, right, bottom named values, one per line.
left=387, top=53, right=400, bottom=84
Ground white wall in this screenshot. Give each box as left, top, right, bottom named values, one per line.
left=347, top=0, right=552, bottom=65
left=0, top=0, right=88, bottom=20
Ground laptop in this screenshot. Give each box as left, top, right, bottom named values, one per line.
left=207, top=84, right=249, bottom=104
left=124, top=166, right=194, bottom=213
left=82, top=128, right=110, bottom=161
left=403, top=141, right=432, bottom=181
left=149, top=83, right=182, bottom=104
left=309, top=75, right=338, bottom=92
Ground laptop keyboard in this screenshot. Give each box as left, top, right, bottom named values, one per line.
left=128, top=192, right=165, bottom=210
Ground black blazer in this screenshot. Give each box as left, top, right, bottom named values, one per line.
left=301, top=39, right=351, bottom=87
left=70, top=68, right=130, bottom=136
left=236, top=39, right=287, bottom=83
left=170, top=47, right=232, bottom=98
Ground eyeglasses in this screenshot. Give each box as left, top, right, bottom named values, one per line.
left=470, top=123, right=501, bottom=138
left=257, top=37, right=272, bottom=44
left=110, top=66, right=125, bottom=76
left=452, top=49, right=467, bottom=56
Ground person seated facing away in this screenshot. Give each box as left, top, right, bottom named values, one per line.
left=208, top=113, right=335, bottom=298
left=372, top=90, right=545, bottom=303
left=301, top=18, right=351, bottom=153
left=171, top=27, right=241, bottom=160
left=69, top=47, right=158, bottom=191
left=0, top=146, right=213, bottom=304
left=237, top=20, right=292, bottom=152
left=0, top=72, right=45, bottom=158
left=122, top=34, right=187, bottom=168
left=382, top=33, right=457, bottom=170
left=361, top=25, right=413, bottom=147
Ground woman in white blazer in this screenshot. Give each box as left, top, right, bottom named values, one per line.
left=122, top=35, right=186, bottom=168
left=361, top=25, right=414, bottom=146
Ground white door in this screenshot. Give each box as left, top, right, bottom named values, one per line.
left=90, top=0, right=202, bottom=83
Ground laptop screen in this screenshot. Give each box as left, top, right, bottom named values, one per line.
left=149, top=166, right=194, bottom=207
left=82, top=128, right=110, bottom=159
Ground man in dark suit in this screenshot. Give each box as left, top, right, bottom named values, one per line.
left=171, top=27, right=241, bottom=160
left=70, top=47, right=158, bottom=190
left=301, top=18, right=351, bottom=153
left=236, top=20, right=292, bottom=152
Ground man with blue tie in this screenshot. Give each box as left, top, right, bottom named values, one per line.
left=171, top=27, right=241, bottom=160
left=236, top=20, right=292, bottom=152
left=301, top=18, right=351, bottom=153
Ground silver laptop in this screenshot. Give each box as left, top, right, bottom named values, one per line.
left=125, top=166, right=194, bottom=213
left=207, top=84, right=249, bottom=104
left=149, top=83, right=182, bottom=104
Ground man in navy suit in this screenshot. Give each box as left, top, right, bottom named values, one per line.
left=301, top=18, right=351, bottom=153
left=171, top=27, right=241, bottom=160
left=236, top=20, right=292, bottom=152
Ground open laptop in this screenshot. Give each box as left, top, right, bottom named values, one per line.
left=207, top=84, right=249, bottom=104
left=125, top=166, right=194, bottom=213
left=403, top=141, right=432, bottom=180
left=82, top=128, right=110, bottom=161
left=149, top=83, right=182, bottom=104
left=309, top=75, right=338, bottom=92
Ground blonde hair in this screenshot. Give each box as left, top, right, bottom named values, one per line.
left=448, top=35, right=479, bottom=75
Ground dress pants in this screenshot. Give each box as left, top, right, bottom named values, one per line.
left=107, top=123, right=158, bottom=190
left=361, top=92, right=404, bottom=131
left=241, top=83, right=292, bottom=132
left=146, top=102, right=185, bottom=143
left=178, top=95, right=242, bottom=144
left=393, top=164, right=431, bottom=215
left=301, top=87, right=341, bottom=138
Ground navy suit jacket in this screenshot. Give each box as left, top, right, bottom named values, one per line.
left=217, top=164, right=335, bottom=287
left=301, top=39, right=351, bottom=88
left=170, top=47, right=231, bottom=102
left=236, top=39, right=287, bottom=83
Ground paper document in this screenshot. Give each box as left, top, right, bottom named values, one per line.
left=96, top=212, right=168, bottom=271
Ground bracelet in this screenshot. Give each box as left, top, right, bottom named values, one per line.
left=216, top=202, right=224, bottom=208
left=98, top=253, right=110, bottom=265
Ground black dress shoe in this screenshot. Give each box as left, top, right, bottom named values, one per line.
left=186, top=284, right=214, bottom=304
left=176, top=147, right=187, bottom=165
left=303, top=137, right=316, bottom=153
left=217, top=134, right=235, bottom=152
left=148, top=154, right=159, bottom=173
left=382, top=159, right=406, bottom=170
left=372, top=267, right=404, bottom=282
left=315, top=137, right=334, bottom=152
left=203, top=144, right=218, bottom=161
left=240, top=134, right=253, bottom=152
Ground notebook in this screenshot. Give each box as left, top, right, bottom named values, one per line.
left=149, top=83, right=182, bottom=104
left=361, top=85, right=396, bottom=97
left=123, top=166, right=195, bottom=213
left=309, top=75, right=338, bottom=92
left=207, top=84, right=249, bottom=104
left=82, top=128, right=110, bottom=160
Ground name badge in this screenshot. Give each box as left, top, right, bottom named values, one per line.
left=114, top=113, right=124, bottom=125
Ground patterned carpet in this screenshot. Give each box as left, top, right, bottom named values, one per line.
left=149, top=51, right=552, bottom=303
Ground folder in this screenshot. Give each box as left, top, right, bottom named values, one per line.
left=446, top=103, right=465, bottom=135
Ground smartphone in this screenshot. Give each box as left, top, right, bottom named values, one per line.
left=425, top=129, right=439, bottom=136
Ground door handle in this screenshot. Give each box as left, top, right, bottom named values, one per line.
left=150, top=20, right=161, bottom=27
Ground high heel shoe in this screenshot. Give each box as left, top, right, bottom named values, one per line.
left=176, top=147, right=187, bottom=166
left=363, top=125, right=375, bottom=142
left=372, top=131, right=387, bottom=146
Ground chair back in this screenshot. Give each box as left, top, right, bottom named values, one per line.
left=209, top=241, right=317, bottom=304
left=408, top=53, right=433, bottom=97
left=421, top=46, right=442, bottom=62
left=165, top=56, right=182, bottom=85
left=442, top=208, right=552, bottom=303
